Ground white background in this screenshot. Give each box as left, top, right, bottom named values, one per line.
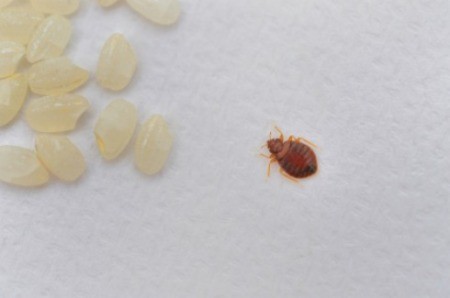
left=1, top=0, right=450, bottom=297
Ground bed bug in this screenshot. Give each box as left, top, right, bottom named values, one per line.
left=262, top=127, right=318, bottom=182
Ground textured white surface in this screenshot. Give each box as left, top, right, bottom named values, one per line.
left=1, top=0, right=450, bottom=297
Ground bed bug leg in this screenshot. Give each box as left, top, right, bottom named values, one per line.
left=279, top=167, right=298, bottom=183
left=288, top=135, right=296, bottom=142
left=267, top=158, right=277, bottom=177
left=279, top=168, right=304, bottom=186
left=288, top=135, right=318, bottom=149
left=298, top=137, right=318, bottom=149
left=259, top=153, right=276, bottom=177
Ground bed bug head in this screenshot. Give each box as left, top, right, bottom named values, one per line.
left=266, top=127, right=285, bottom=154
left=267, top=138, right=283, bottom=154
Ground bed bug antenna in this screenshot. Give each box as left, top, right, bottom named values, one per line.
left=274, top=126, right=284, bottom=142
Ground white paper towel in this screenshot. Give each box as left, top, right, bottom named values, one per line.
left=1, top=0, right=449, bottom=297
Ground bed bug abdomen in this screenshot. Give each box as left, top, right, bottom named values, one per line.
left=278, top=142, right=317, bottom=178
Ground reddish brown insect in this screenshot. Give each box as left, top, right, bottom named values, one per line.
left=262, top=127, right=318, bottom=182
